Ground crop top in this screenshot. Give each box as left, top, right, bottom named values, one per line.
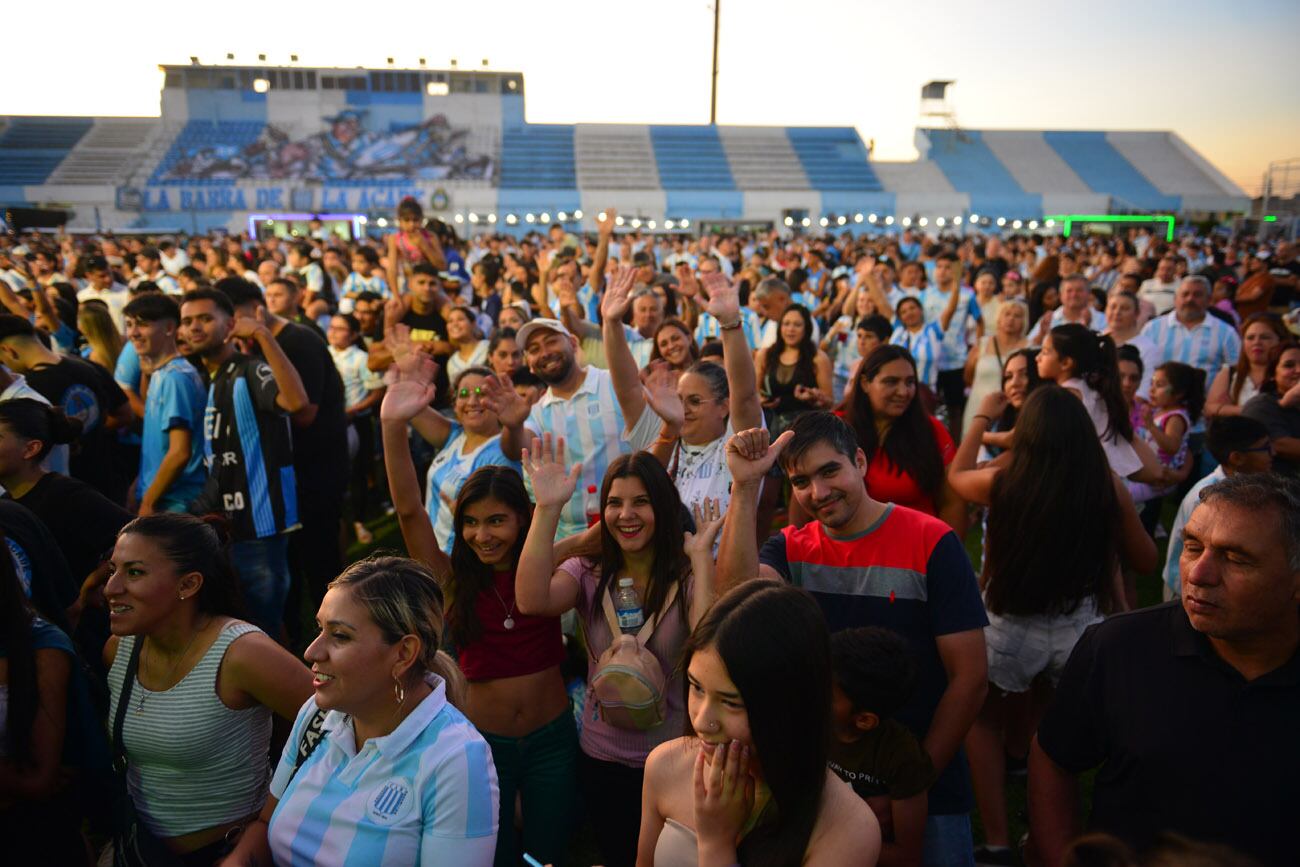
left=455, top=570, right=565, bottom=681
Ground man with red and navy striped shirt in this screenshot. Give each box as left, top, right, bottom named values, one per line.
left=718, top=412, right=988, bottom=867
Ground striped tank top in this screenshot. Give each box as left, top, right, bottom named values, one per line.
left=107, top=621, right=273, bottom=837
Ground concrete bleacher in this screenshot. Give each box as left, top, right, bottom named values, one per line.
left=718, top=127, right=810, bottom=190
left=1042, top=131, right=1180, bottom=212
left=0, top=117, right=94, bottom=185
left=499, top=124, right=575, bottom=189
left=574, top=125, right=659, bottom=190
left=649, top=126, right=736, bottom=190
left=150, top=120, right=266, bottom=185
left=786, top=127, right=881, bottom=191
left=48, top=119, right=160, bottom=186
left=922, top=129, right=1041, bottom=217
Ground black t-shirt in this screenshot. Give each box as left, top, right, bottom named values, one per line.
left=274, top=322, right=349, bottom=498
left=24, top=356, right=128, bottom=501
left=401, top=307, right=448, bottom=345
left=828, top=719, right=935, bottom=801
left=9, top=471, right=132, bottom=583
left=1037, top=602, right=1300, bottom=866
left=0, top=498, right=78, bottom=633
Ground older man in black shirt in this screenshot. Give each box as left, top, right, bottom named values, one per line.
left=1029, top=474, right=1300, bottom=867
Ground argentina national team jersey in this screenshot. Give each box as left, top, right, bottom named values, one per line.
left=268, top=675, right=498, bottom=866
left=920, top=286, right=981, bottom=371
left=203, top=354, right=299, bottom=541
left=525, top=366, right=632, bottom=539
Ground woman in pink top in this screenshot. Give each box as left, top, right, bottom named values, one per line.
left=515, top=434, right=722, bottom=867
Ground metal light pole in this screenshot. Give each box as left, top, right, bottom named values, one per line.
left=709, top=0, right=720, bottom=125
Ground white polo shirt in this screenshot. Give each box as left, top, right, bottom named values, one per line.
left=268, top=675, right=498, bottom=867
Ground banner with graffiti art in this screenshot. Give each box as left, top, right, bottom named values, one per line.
left=157, top=111, right=494, bottom=183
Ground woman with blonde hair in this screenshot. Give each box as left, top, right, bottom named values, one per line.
left=963, top=298, right=1030, bottom=435
left=77, top=300, right=124, bottom=374
left=221, top=555, right=496, bottom=867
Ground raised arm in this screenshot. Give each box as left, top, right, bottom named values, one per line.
left=702, top=272, right=762, bottom=431
left=716, top=428, right=793, bottom=596
left=947, top=391, right=1004, bottom=504
left=230, top=309, right=308, bottom=414
left=590, top=208, right=615, bottom=295
left=378, top=354, right=448, bottom=578
left=600, top=265, right=648, bottom=427
left=515, top=433, right=583, bottom=616
left=479, top=372, right=532, bottom=461
left=938, top=279, right=962, bottom=333
left=385, top=233, right=401, bottom=296
left=684, top=498, right=725, bottom=629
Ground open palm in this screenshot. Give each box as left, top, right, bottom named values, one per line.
left=522, top=433, right=582, bottom=508
left=702, top=272, right=739, bottom=322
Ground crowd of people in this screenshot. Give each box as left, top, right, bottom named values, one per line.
left=0, top=198, right=1297, bottom=867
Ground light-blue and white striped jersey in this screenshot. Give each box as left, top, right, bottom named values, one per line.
left=694, top=308, right=763, bottom=351
left=524, top=366, right=634, bottom=539
left=1139, top=312, right=1242, bottom=377
left=827, top=315, right=860, bottom=403
left=886, top=285, right=924, bottom=312
left=920, top=286, right=982, bottom=371
left=268, top=675, right=498, bottom=867
left=340, top=272, right=391, bottom=299
left=425, top=424, right=521, bottom=555
left=626, top=326, right=655, bottom=368
left=1046, top=305, right=1108, bottom=334
left=890, top=322, right=945, bottom=389
left=1140, top=312, right=1241, bottom=434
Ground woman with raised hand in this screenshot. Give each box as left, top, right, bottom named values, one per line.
left=220, top=556, right=498, bottom=867
left=516, top=434, right=723, bottom=867
left=103, top=513, right=312, bottom=865
left=947, top=386, right=1156, bottom=863
left=380, top=358, right=581, bottom=867
left=637, top=580, right=880, bottom=867
left=385, top=331, right=521, bottom=555
left=607, top=268, right=764, bottom=520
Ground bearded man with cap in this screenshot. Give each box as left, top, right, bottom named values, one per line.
left=482, top=316, right=658, bottom=539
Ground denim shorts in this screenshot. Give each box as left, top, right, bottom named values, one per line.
left=984, top=597, right=1102, bottom=693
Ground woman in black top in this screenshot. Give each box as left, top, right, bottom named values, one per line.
left=756, top=304, right=833, bottom=435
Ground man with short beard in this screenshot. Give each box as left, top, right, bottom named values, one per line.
left=483, top=316, right=648, bottom=540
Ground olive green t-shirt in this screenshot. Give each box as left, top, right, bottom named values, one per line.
left=827, top=718, right=935, bottom=800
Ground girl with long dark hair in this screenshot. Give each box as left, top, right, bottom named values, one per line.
left=103, top=514, right=312, bottom=864
left=637, top=580, right=880, bottom=867
left=516, top=436, right=723, bottom=867
left=382, top=361, right=582, bottom=867
left=757, top=304, right=834, bottom=426
left=947, top=386, right=1156, bottom=857
left=841, top=344, right=966, bottom=531
left=979, top=348, right=1043, bottom=456
left=1037, top=323, right=1165, bottom=483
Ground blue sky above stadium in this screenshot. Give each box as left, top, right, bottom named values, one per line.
left=5, top=0, right=1296, bottom=194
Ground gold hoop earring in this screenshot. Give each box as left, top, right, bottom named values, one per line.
left=393, top=677, right=405, bottom=706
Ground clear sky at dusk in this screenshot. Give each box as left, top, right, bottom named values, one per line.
left=6, top=0, right=1297, bottom=194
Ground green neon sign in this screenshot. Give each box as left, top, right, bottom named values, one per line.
left=1043, top=214, right=1176, bottom=243
left=1263, top=215, right=1278, bottom=222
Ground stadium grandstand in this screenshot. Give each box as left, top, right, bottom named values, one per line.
left=0, top=63, right=1250, bottom=234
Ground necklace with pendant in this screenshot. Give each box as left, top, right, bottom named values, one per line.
left=136, top=622, right=205, bottom=715
left=491, top=585, right=517, bottom=630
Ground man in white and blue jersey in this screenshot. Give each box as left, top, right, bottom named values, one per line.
left=921, top=253, right=982, bottom=437
left=123, top=294, right=206, bottom=514
left=490, top=318, right=640, bottom=540
left=130, top=247, right=180, bottom=295
left=890, top=297, right=945, bottom=390
left=181, top=289, right=310, bottom=633
left=1141, top=276, right=1241, bottom=448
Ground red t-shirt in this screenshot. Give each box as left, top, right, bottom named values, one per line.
left=455, top=570, right=566, bottom=681
left=862, top=416, right=955, bottom=516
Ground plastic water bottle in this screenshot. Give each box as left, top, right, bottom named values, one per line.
left=585, top=484, right=601, bottom=527
left=614, top=578, right=645, bottom=633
